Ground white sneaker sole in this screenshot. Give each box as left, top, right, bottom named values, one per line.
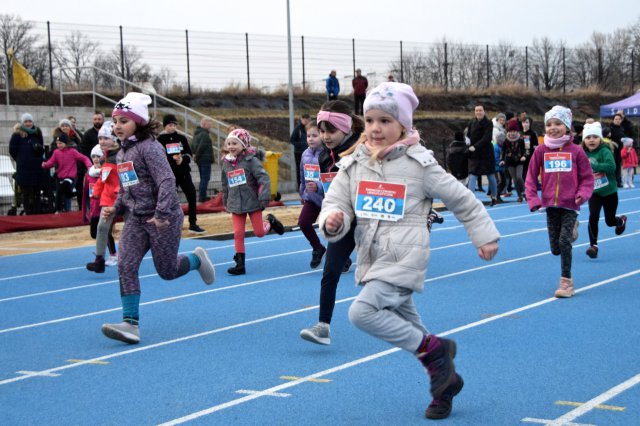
left=101, top=324, right=140, bottom=344
left=300, top=329, right=331, bottom=345
left=195, top=247, right=215, bottom=285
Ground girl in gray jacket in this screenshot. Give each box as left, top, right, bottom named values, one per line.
left=319, top=83, right=500, bottom=420
left=221, top=128, right=285, bottom=275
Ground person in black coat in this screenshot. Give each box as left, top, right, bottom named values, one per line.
left=466, top=104, right=498, bottom=205
left=157, top=114, right=205, bottom=233
left=446, top=131, right=469, bottom=182
left=9, top=113, right=46, bottom=214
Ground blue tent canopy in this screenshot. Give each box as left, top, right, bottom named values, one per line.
left=600, top=91, right=640, bottom=117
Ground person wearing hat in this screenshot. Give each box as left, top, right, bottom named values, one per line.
left=582, top=121, right=627, bottom=259
left=351, top=68, right=368, bottom=115
left=9, top=112, right=46, bottom=214
left=156, top=114, right=205, bottom=234
left=99, top=92, right=215, bottom=345
left=326, top=70, right=340, bottom=101
left=86, top=121, right=121, bottom=273
left=499, top=118, right=527, bottom=203
left=318, top=81, right=499, bottom=419
left=42, top=132, right=92, bottom=212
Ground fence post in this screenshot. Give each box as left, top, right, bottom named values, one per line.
left=562, top=47, right=566, bottom=94
left=245, top=32, right=250, bottom=91
left=352, top=38, right=356, bottom=77
left=525, top=46, right=528, bottom=88
left=400, top=41, right=404, bottom=83
left=301, top=36, right=306, bottom=91
left=486, top=44, right=490, bottom=88
left=47, top=21, right=54, bottom=90
left=185, top=29, right=191, bottom=97
left=119, top=26, right=125, bottom=96
left=444, top=42, right=448, bottom=91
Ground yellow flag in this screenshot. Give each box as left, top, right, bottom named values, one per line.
left=8, top=48, right=43, bottom=90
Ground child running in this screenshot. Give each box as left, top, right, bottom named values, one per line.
left=525, top=105, right=594, bottom=298
left=582, top=122, right=627, bottom=259
left=100, top=92, right=215, bottom=344
left=319, top=82, right=500, bottom=419
left=621, top=137, right=638, bottom=188
left=221, top=128, right=285, bottom=275
left=86, top=121, right=120, bottom=272
left=299, top=100, right=364, bottom=345
left=297, top=120, right=327, bottom=268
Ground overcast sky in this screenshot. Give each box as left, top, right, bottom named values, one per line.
left=4, top=0, right=639, bottom=47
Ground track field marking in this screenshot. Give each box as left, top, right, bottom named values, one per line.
left=157, top=270, right=640, bottom=425
left=280, top=376, right=331, bottom=383
left=66, top=359, right=109, bottom=365
left=555, top=400, right=625, bottom=411
left=235, top=390, right=290, bottom=398
left=1, top=231, right=638, bottom=335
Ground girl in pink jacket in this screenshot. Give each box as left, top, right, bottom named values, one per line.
left=525, top=105, right=594, bottom=298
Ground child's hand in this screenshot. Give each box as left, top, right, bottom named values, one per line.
left=147, top=217, right=169, bottom=230
left=173, top=154, right=183, bottom=165
left=325, top=211, right=344, bottom=233
left=41, top=162, right=46, bottom=168
left=306, top=182, right=318, bottom=192
left=101, top=206, right=115, bottom=219
left=575, top=195, right=583, bottom=205
left=468, top=146, right=476, bottom=152
left=477, top=241, right=498, bottom=260
left=499, top=160, right=505, bottom=166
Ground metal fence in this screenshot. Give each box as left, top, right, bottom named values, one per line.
left=1, top=19, right=638, bottom=98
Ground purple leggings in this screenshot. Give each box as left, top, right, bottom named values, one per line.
left=117, top=209, right=190, bottom=296
left=298, top=200, right=324, bottom=251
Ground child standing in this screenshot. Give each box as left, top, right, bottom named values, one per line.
left=221, top=128, right=285, bottom=275
left=299, top=100, right=364, bottom=345
left=100, top=92, right=215, bottom=344
left=86, top=121, right=120, bottom=272
left=621, top=137, right=638, bottom=188
left=297, top=120, right=327, bottom=268
left=41, top=133, right=92, bottom=212
left=83, top=145, right=103, bottom=252
left=319, top=82, right=500, bottom=419
left=525, top=106, right=594, bottom=298
left=445, top=130, right=469, bottom=183
left=582, top=122, right=627, bottom=259
left=500, top=119, right=527, bottom=203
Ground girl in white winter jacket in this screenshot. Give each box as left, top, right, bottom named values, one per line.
left=319, top=82, right=500, bottom=420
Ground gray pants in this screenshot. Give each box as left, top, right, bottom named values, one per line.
left=348, top=280, right=429, bottom=353
left=96, top=207, right=115, bottom=257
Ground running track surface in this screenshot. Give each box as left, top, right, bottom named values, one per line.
left=1, top=188, right=639, bottom=425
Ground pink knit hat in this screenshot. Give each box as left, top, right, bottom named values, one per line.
left=226, top=128, right=252, bottom=148
left=112, top=92, right=152, bottom=125
left=363, top=82, right=419, bottom=131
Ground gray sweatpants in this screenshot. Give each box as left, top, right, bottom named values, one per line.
left=348, top=280, right=429, bottom=353
left=96, top=207, right=115, bottom=257
left=117, top=209, right=190, bottom=296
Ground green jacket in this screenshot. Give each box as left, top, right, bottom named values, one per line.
left=192, top=126, right=213, bottom=164
left=585, top=142, right=617, bottom=197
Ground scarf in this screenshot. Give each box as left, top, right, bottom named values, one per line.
left=543, top=134, right=572, bottom=149
left=363, top=130, right=420, bottom=160
left=20, top=125, right=37, bottom=135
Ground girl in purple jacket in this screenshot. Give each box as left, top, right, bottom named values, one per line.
left=525, top=106, right=594, bottom=298
left=297, top=120, right=327, bottom=268
left=100, top=92, right=215, bottom=345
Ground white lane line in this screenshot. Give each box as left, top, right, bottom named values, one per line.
left=235, top=390, right=290, bottom=398
left=521, top=418, right=594, bottom=426
left=158, top=269, right=640, bottom=425
left=0, top=249, right=312, bottom=303
left=2, top=231, right=638, bottom=334
left=547, top=374, right=640, bottom=426
left=0, top=269, right=320, bottom=334
left=0, top=234, right=306, bottom=280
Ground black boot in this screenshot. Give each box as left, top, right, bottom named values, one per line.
left=227, top=253, right=246, bottom=275
left=86, top=255, right=106, bottom=273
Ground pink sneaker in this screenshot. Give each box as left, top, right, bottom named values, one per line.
left=554, top=277, right=575, bottom=298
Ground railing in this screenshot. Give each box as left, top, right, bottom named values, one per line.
left=58, top=66, right=262, bottom=157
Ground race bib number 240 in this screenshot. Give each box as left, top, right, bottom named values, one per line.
left=355, top=180, right=406, bottom=221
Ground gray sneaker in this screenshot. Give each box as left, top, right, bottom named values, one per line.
left=194, top=247, right=215, bottom=285
left=101, top=322, right=140, bottom=344
left=300, top=322, right=331, bottom=345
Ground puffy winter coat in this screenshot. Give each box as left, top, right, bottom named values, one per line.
left=221, top=149, right=271, bottom=214
left=299, top=146, right=325, bottom=207
left=9, top=123, right=45, bottom=187
left=319, top=134, right=500, bottom=292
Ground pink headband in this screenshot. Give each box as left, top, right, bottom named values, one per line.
left=317, top=111, right=352, bottom=134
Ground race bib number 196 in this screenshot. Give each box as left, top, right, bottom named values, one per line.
left=355, top=180, right=406, bottom=221
left=543, top=152, right=572, bottom=173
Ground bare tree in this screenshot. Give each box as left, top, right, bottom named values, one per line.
left=152, top=66, right=176, bottom=93
left=490, top=41, right=524, bottom=85
left=529, top=37, right=565, bottom=91
left=53, top=31, right=100, bottom=87
left=0, top=14, right=38, bottom=85
left=450, top=43, right=485, bottom=89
